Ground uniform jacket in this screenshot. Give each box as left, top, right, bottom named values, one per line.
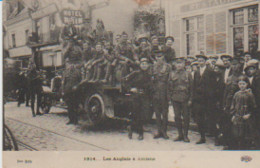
left=64, top=45, right=83, bottom=63
left=162, top=46, right=176, bottom=63
left=152, top=62, right=172, bottom=101
left=115, top=42, right=135, bottom=62
left=168, top=69, right=193, bottom=102
left=63, top=67, right=82, bottom=94
left=123, top=69, right=153, bottom=95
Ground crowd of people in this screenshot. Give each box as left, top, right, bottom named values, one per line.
left=14, top=29, right=260, bottom=150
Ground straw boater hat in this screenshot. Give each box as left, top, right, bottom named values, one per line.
left=244, top=59, right=259, bottom=71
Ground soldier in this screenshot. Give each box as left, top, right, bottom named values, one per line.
left=100, top=41, right=117, bottom=84
left=168, top=57, right=193, bottom=142
left=115, top=32, right=137, bottom=77
left=152, top=50, right=172, bottom=139
left=62, top=42, right=83, bottom=125
left=150, top=35, right=162, bottom=63
left=123, top=58, right=153, bottom=140
left=134, top=37, right=153, bottom=64
left=162, top=36, right=176, bottom=64
left=192, top=54, right=216, bottom=144
left=85, top=42, right=105, bottom=82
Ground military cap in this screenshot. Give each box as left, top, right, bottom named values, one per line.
left=245, top=59, right=259, bottom=71
left=220, top=54, right=233, bottom=60
left=191, top=61, right=199, bottom=66
left=175, top=57, right=186, bottom=63
left=210, top=55, right=219, bottom=60
left=195, top=54, right=207, bottom=60
left=116, top=34, right=121, bottom=38
left=165, top=36, right=174, bottom=43
left=95, top=41, right=103, bottom=46
left=138, top=37, right=149, bottom=43
left=140, top=57, right=149, bottom=63
left=187, top=56, right=196, bottom=60
left=122, top=31, right=128, bottom=36
left=243, top=52, right=252, bottom=57
left=151, top=35, right=158, bottom=41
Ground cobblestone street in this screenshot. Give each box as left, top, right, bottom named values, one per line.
left=4, top=102, right=223, bottom=151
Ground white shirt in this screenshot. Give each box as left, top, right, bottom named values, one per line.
left=248, top=76, right=254, bottom=85
left=200, top=66, right=206, bottom=76
left=243, top=62, right=248, bottom=74
left=224, top=68, right=231, bottom=83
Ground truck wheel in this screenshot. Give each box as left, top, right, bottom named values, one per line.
left=86, top=93, right=105, bottom=125
left=41, top=94, right=52, bottom=114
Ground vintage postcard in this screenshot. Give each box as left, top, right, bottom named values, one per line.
left=2, top=0, right=260, bottom=167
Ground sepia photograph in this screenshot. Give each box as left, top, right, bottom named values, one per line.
left=2, top=0, right=260, bottom=159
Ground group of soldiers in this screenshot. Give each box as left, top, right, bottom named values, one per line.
left=15, top=29, right=260, bottom=150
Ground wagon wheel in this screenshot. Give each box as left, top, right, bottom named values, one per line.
left=86, top=94, right=105, bottom=125
left=41, top=94, right=52, bottom=114
left=3, top=125, right=18, bottom=151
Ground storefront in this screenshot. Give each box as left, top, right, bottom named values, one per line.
left=165, top=0, right=260, bottom=58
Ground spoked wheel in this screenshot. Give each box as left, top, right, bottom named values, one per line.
left=3, top=124, right=18, bottom=151
left=41, top=94, right=52, bottom=114
left=86, top=94, right=105, bottom=126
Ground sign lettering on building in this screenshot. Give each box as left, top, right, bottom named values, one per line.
left=181, top=0, right=244, bottom=13
left=31, top=3, right=58, bottom=20
left=61, top=9, right=85, bottom=25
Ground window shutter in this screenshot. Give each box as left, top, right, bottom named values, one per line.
left=206, top=14, right=214, bottom=54
left=215, top=11, right=227, bottom=54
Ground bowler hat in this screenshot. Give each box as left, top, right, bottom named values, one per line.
left=245, top=59, right=259, bottom=71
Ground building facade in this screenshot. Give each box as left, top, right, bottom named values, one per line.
left=165, top=0, right=260, bottom=58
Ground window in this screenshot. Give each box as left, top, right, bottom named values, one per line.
left=11, top=33, right=16, bottom=48
left=25, top=29, right=29, bottom=42
left=184, top=15, right=205, bottom=56
left=231, top=5, right=259, bottom=57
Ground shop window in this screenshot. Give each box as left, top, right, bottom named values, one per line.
left=184, top=15, right=204, bottom=56
left=11, top=33, right=16, bottom=48
left=231, top=5, right=259, bottom=57
left=25, top=29, right=29, bottom=43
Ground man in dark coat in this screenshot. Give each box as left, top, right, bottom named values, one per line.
left=27, top=63, right=43, bottom=117
left=192, top=54, right=216, bottom=144
left=122, top=58, right=153, bottom=140
left=115, top=32, right=137, bottom=77
left=168, top=57, right=193, bottom=142
left=17, top=71, right=27, bottom=107
left=221, top=55, right=241, bottom=148
left=244, top=59, right=260, bottom=148
left=152, top=50, right=172, bottom=139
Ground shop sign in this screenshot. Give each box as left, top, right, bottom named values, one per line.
left=61, top=9, right=85, bottom=25
left=181, top=0, right=244, bottom=13
left=31, top=3, right=58, bottom=20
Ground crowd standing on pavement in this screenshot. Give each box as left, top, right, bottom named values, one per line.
left=13, top=23, right=260, bottom=150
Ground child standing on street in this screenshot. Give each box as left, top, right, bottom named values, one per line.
left=230, top=75, right=256, bottom=150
